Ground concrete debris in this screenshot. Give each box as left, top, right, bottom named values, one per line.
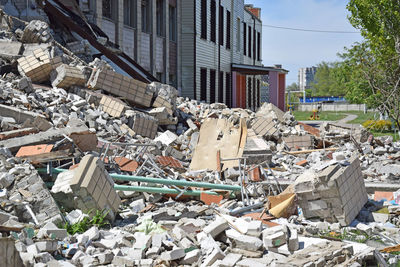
left=0, top=4, right=398, bottom=267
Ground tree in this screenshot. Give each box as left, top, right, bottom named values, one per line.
left=286, top=82, right=299, bottom=92
left=310, top=62, right=346, bottom=97
left=344, top=0, right=400, bottom=129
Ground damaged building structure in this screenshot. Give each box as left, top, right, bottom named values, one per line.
left=0, top=0, right=398, bottom=267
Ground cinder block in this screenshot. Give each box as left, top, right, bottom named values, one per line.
left=50, top=64, right=86, bottom=89
left=17, top=49, right=60, bottom=83
left=87, top=69, right=153, bottom=107
left=69, top=155, right=121, bottom=221
left=99, top=95, right=128, bottom=118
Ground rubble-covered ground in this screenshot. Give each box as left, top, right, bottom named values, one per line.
left=0, top=4, right=400, bottom=267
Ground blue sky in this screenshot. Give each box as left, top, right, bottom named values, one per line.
left=244, top=0, right=364, bottom=86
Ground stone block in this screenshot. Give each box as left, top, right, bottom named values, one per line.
left=180, top=249, right=200, bottom=265
left=219, top=253, right=242, bottom=267
left=225, top=229, right=263, bottom=251
left=203, top=218, right=229, bottom=238
left=262, top=227, right=286, bottom=248
left=161, top=248, right=186, bottom=261
left=128, top=112, right=158, bottom=139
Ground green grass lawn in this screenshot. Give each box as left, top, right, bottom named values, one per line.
left=292, top=110, right=379, bottom=123
left=292, top=111, right=347, bottom=121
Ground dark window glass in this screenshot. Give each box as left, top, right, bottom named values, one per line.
left=219, top=5, right=224, bottom=46
left=200, top=68, right=207, bottom=101
left=210, top=69, right=216, bottom=103
left=243, top=22, right=246, bottom=56
left=218, top=71, right=224, bottom=103
left=210, top=0, right=216, bottom=42
left=226, top=10, right=231, bottom=49
left=201, top=0, right=207, bottom=39
left=169, top=5, right=177, bottom=41
left=226, top=72, right=231, bottom=107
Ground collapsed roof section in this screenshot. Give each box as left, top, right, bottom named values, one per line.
left=37, top=0, right=158, bottom=84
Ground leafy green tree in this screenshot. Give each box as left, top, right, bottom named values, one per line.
left=345, top=0, right=400, bottom=128
left=310, top=62, right=346, bottom=97
left=286, top=82, right=299, bottom=92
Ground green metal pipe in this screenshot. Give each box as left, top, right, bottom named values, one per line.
left=37, top=168, right=241, bottom=191
left=113, top=185, right=219, bottom=196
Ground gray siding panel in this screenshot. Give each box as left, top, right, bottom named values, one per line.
left=180, top=0, right=195, bottom=98
left=140, top=33, right=151, bottom=71
left=122, top=26, right=135, bottom=59
left=155, top=37, right=164, bottom=73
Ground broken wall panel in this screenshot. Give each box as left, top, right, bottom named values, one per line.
left=129, top=113, right=158, bottom=139
left=17, top=48, right=62, bottom=83
left=283, top=135, right=313, bottom=151
left=99, top=95, right=128, bottom=118
left=190, top=118, right=247, bottom=171
left=50, top=64, right=86, bottom=89
left=87, top=68, right=153, bottom=108
left=295, top=156, right=368, bottom=225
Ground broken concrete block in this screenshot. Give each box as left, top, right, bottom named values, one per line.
left=37, top=222, right=67, bottom=240
left=154, top=130, right=178, bottom=146
left=295, top=156, right=368, bottom=225
left=17, top=49, right=58, bottom=83
left=161, top=248, right=186, bottom=261
left=202, top=248, right=225, bottom=266
left=21, top=20, right=53, bottom=43
left=203, top=218, right=229, bottom=238
left=35, top=240, right=58, bottom=252
left=128, top=112, right=158, bottom=139
left=149, top=107, right=177, bottom=125
left=219, top=253, right=243, bottom=267
left=287, top=228, right=299, bottom=251
left=17, top=76, right=33, bottom=93
left=0, top=173, right=14, bottom=189
left=87, top=68, right=153, bottom=107
left=50, top=64, right=86, bottom=89
left=262, top=227, right=286, bottom=248
left=225, top=229, right=263, bottom=251
left=283, top=135, right=313, bottom=150
left=100, top=95, right=128, bottom=118
left=180, top=249, right=200, bottom=265
left=52, top=155, right=121, bottom=221
left=0, top=238, right=24, bottom=267
left=251, top=116, right=278, bottom=138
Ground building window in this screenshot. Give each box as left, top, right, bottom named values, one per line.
left=226, top=10, right=231, bottom=49
left=169, top=5, right=177, bottom=41
left=102, top=0, right=115, bottom=20
left=226, top=72, right=231, bottom=107
left=257, top=79, right=261, bottom=107
left=156, top=72, right=164, bottom=83
left=243, top=22, right=247, bottom=56
left=200, top=68, right=207, bottom=101
left=236, top=18, right=240, bottom=52
left=218, top=71, right=224, bottom=103
left=252, top=77, right=256, bottom=109
left=201, top=0, right=207, bottom=40
left=257, top=32, right=261, bottom=61
left=124, top=0, right=136, bottom=27
left=247, top=77, right=251, bottom=108
left=248, top=25, right=252, bottom=58
left=210, top=69, right=216, bottom=103
left=142, top=0, right=151, bottom=33
left=156, top=0, right=164, bottom=36
left=169, top=74, right=177, bottom=88
left=219, top=5, right=224, bottom=46
left=210, top=0, right=216, bottom=42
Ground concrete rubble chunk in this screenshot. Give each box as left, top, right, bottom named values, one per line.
left=203, top=217, right=229, bottom=238
left=50, top=64, right=86, bottom=89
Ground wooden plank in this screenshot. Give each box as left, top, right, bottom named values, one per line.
left=19, top=149, right=74, bottom=163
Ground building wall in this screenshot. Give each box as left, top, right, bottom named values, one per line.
left=180, top=0, right=195, bottom=98
left=87, top=0, right=178, bottom=86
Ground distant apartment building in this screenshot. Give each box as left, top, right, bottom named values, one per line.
left=298, top=66, right=317, bottom=91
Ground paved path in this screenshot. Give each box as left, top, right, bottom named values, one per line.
left=300, top=114, right=360, bottom=129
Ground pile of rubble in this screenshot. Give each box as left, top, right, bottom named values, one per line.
left=0, top=4, right=400, bottom=267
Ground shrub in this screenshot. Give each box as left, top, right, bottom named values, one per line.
left=362, top=120, right=392, bottom=131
